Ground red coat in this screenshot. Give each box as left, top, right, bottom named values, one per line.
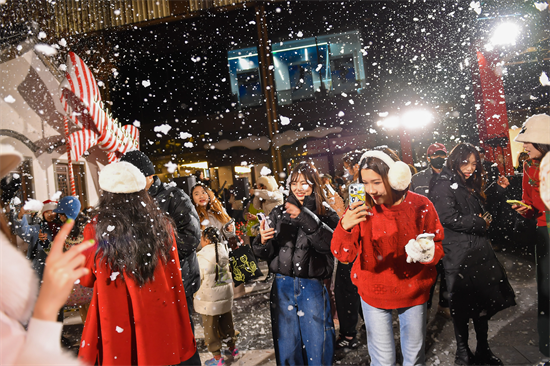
left=522, top=159, right=547, bottom=227
left=78, top=223, right=196, bottom=365
left=331, top=192, right=444, bottom=310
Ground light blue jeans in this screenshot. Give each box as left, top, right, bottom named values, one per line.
left=271, top=274, right=335, bottom=366
left=361, top=300, right=427, bottom=366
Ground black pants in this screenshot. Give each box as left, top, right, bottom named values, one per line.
left=427, top=260, right=449, bottom=309
left=334, top=261, right=361, bottom=337
left=536, top=226, right=549, bottom=357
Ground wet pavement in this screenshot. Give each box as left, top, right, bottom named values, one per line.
left=62, top=242, right=546, bottom=366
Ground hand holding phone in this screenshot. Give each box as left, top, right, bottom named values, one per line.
left=506, top=200, right=532, bottom=210
left=257, top=212, right=270, bottom=229
left=348, top=183, right=366, bottom=209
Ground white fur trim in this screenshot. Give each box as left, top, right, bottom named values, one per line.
left=388, top=161, right=412, bottom=191
left=360, top=151, right=412, bottom=191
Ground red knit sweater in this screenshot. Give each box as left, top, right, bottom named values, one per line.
left=522, top=159, right=547, bottom=227
left=331, top=192, right=444, bottom=310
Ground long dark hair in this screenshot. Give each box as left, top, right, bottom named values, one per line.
left=532, top=143, right=550, bottom=159
left=191, top=183, right=231, bottom=228
left=359, top=148, right=407, bottom=207
left=446, top=143, right=486, bottom=199
left=289, top=161, right=326, bottom=216
left=202, top=226, right=223, bottom=282
left=91, top=190, right=174, bottom=287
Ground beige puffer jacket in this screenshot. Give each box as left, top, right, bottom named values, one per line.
left=193, top=243, right=234, bottom=316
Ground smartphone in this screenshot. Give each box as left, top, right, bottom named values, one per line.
left=348, top=183, right=366, bottom=208
left=506, top=200, right=532, bottom=210
left=257, top=212, right=270, bottom=229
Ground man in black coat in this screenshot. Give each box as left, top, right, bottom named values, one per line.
left=121, top=151, right=201, bottom=332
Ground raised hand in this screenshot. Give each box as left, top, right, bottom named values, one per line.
left=285, top=202, right=301, bottom=219
left=32, top=220, right=94, bottom=322
left=259, top=218, right=276, bottom=245
left=341, top=201, right=370, bottom=231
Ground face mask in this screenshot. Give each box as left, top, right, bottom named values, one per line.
left=430, top=157, right=445, bottom=170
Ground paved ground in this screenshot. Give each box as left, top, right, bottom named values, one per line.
left=62, top=241, right=546, bottom=366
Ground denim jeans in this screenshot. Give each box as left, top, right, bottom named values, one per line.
left=361, top=300, right=427, bottom=366
left=271, top=274, right=335, bottom=365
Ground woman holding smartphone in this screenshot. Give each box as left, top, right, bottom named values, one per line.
left=512, top=114, right=550, bottom=362
left=429, top=143, right=515, bottom=366
left=253, top=161, right=339, bottom=365
left=331, top=149, right=444, bottom=366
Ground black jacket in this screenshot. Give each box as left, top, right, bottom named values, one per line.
left=252, top=193, right=339, bottom=280
left=149, top=176, right=201, bottom=297
left=429, top=167, right=515, bottom=318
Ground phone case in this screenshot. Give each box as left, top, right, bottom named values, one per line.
left=348, top=183, right=366, bottom=207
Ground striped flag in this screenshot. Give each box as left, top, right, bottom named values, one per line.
left=59, top=52, right=139, bottom=162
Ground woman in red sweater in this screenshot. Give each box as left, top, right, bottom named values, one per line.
left=513, top=114, right=550, bottom=362
left=78, top=161, right=199, bottom=366
left=331, top=149, right=444, bottom=366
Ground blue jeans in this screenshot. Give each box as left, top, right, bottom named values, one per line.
left=361, top=300, right=427, bottom=366
left=271, top=274, right=335, bottom=365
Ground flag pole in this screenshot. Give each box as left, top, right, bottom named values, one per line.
left=64, top=116, right=77, bottom=196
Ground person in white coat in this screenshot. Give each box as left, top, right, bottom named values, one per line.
left=0, top=144, right=93, bottom=365
left=251, top=175, right=284, bottom=216
left=194, top=227, right=239, bottom=366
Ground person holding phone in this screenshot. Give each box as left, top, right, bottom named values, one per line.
left=253, top=161, right=339, bottom=365
left=331, top=149, right=444, bottom=366
left=429, top=143, right=515, bottom=365
left=512, top=114, right=550, bottom=362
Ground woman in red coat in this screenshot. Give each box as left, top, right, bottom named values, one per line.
left=78, top=161, right=199, bottom=366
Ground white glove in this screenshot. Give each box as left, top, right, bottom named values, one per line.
left=405, top=234, right=435, bottom=263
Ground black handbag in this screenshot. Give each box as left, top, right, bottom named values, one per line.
left=228, top=245, right=263, bottom=286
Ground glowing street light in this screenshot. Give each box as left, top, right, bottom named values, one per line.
left=376, top=109, right=433, bottom=130
left=486, top=22, right=520, bottom=50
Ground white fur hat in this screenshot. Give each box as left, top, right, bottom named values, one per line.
left=514, top=114, right=550, bottom=145
left=359, top=150, right=412, bottom=191
left=256, top=175, right=278, bottom=192
left=99, top=161, right=146, bottom=193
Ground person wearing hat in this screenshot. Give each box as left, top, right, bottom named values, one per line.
left=331, top=149, right=444, bottom=366
left=512, top=114, right=550, bottom=362
left=13, top=199, right=61, bottom=279
left=78, top=161, right=199, bottom=365
left=120, top=150, right=201, bottom=333
left=0, top=143, right=92, bottom=365
left=410, top=143, right=451, bottom=320
left=411, top=142, right=447, bottom=197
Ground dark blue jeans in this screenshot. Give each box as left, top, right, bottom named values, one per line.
left=271, top=274, right=335, bottom=366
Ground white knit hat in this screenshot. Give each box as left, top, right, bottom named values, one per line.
left=359, top=150, right=412, bottom=191
left=514, top=114, right=550, bottom=145
left=99, top=161, right=146, bottom=193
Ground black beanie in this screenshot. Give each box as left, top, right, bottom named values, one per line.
left=120, top=150, right=155, bottom=177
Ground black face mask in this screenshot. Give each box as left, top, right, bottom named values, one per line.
left=430, top=157, right=445, bottom=170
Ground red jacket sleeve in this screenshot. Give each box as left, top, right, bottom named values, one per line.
left=79, top=222, right=98, bottom=288
left=421, top=199, right=445, bottom=266
left=331, top=219, right=362, bottom=263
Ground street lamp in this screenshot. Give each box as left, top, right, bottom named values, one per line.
left=376, top=109, right=434, bottom=164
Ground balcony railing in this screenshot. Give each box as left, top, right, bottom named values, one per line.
left=47, top=0, right=249, bottom=36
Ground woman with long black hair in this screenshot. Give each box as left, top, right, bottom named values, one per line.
left=253, top=161, right=339, bottom=365
left=429, top=143, right=516, bottom=365
left=78, top=161, right=199, bottom=366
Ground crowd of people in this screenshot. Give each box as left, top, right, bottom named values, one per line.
left=0, top=113, right=549, bottom=366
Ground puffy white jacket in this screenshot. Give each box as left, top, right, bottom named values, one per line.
left=194, top=243, right=234, bottom=316
left=0, top=232, right=80, bottom=365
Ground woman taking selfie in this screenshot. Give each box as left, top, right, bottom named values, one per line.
left=253, top=161, right=339, bottom=365
left=429, top=143, right=515, bottom=366
left=331, top=149, right=444, bottom=366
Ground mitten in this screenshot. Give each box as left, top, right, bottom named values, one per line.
left=405, top=235, right=435, bottom=263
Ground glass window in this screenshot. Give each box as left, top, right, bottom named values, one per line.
left=228, top=47, right=263, bottom=108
